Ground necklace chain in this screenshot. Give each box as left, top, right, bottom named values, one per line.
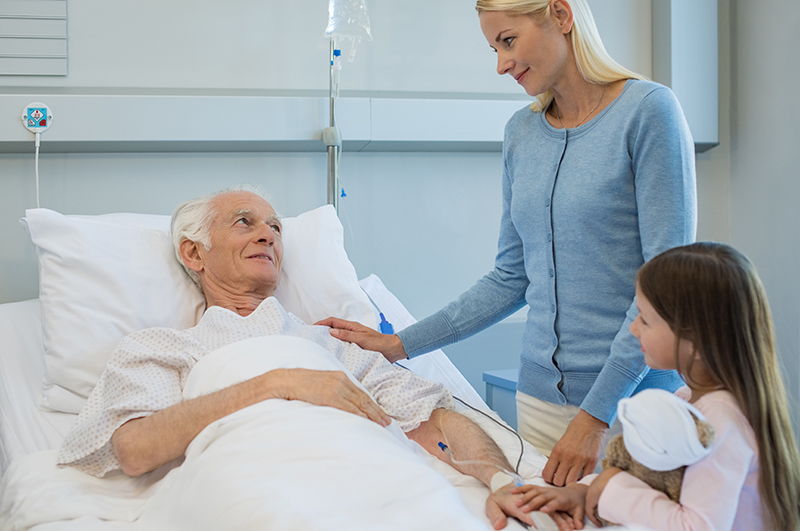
left=554, top=85, right=607, bottom=129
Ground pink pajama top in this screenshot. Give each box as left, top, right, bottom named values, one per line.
left=590, top=387, right=763, bottom=530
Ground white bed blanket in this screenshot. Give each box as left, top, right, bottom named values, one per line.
left=1, top=336, right=493, bottom=530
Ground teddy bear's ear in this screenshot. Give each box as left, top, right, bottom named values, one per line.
left=603, top=434, right=631, bottom=467
left=690, top=412, right=716, bottom=448
left=696, top=420, right=715, bottom=447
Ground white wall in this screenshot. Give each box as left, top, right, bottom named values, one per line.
left=729, top=0, right=800, bottom=428
left=2, top=0, right=651, bottom=94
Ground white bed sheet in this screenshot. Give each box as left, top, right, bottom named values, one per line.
left=0, top=300, right=75, bottom=476
left=0, top=281, right=569, bottom=530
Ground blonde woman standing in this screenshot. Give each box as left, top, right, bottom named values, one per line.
left=320, top=0, right=696, bottom=499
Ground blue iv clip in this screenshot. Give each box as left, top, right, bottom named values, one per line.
left=379, top=312, right=394, bottom=334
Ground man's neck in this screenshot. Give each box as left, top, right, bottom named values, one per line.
left=201, top=280, right=272, bottom=317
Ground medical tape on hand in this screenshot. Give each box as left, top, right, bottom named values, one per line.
left=490, top=471, right=516, bottom=492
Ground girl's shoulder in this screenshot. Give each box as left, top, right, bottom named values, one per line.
left=674, top=386, right=753, bottom=443
left=692, top=390, right=758, bottom=453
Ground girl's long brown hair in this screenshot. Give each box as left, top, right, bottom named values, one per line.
left=638, top=242, right=800, bottom=530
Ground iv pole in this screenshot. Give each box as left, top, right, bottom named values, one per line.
left=323, top=40, right=342, bottom=212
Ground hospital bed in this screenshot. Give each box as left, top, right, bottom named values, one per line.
left=0, top=205, right=576, bottom=530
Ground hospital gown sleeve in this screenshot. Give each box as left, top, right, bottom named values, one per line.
left=56, top=330, right=194, bottom=477
left=333, top=339, right=453, bottom=432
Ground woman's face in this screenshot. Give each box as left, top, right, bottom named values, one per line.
left=478, top=8, right=571, bottom=97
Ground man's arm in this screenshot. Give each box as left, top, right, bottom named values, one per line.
left=407, top=408, right=534, bottom=529
left=113, top=368, right=390, bottom=477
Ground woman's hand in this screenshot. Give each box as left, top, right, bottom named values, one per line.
left=315, top=317, right=408, bottom=362
left=585, top=467, right=622, bottom=527
left=542, top=410, right=608, bottom=486
left=512, top=483, right=587, bottom=530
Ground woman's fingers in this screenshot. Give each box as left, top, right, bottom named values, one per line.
left=315, top=317, right=408, bottom=362
left=314, top=316, right=357, bottom=329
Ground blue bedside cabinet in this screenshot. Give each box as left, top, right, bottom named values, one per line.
left=482, top=369, right=518, bottom=429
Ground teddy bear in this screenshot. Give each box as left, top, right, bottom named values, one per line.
left=597, top=389, right=715, bottom=526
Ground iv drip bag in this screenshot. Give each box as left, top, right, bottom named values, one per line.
left=325, top=0, right=372, bottom=62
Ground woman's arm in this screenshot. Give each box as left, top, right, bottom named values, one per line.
left=319, top=151, right=529, bottom=361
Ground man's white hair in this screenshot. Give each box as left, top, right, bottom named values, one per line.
left=170, top=184, right=266, bottom=286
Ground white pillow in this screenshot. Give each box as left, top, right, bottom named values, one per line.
left=23, top=205, right=377, bottom=414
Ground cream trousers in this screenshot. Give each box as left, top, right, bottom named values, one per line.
left=516, top=391, right=580, bottom=457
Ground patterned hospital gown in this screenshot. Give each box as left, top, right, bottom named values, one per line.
left=57, top=297, right=452, bottom=477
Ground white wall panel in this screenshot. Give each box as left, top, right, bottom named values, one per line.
left=0, top=0, right=67, bottom=76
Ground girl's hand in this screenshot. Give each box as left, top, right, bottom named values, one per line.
left=512, top=483, right=587, bottom=528
left=585, top=467, right=622, bottom=526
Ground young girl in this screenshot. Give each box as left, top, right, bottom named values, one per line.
left=512, top=242, right=800, bottom=530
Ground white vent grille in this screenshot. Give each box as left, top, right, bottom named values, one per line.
left=0, top=0, right=67, bottom=76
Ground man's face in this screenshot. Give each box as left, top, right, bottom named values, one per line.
left=197, top=191, right=284, bottom=296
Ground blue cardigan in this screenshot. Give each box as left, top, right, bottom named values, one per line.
left=398, top=80, right=696, bottom=424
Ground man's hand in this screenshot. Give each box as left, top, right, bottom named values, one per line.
left=113, top=367, right=389, bottom=477
left=272, top=368, right=391, bottom=426
left=315, top=317, right=408, bottom=362
left=485, top=483, right=536, bottom=530
left=513, top=483, right=587, bottom=530
left=585, top=467, right=621, bottom=527
left=542, top=410, right=608, bottom=486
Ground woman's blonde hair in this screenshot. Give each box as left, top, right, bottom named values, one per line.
left=475, top=0, right=645, bottom=111
left=638, top=242, right=800, bottom=530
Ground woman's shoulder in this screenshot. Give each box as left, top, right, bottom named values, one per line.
left=620, top=78, right=671, bottom=99
left=505, top=101, right=540, bottom=129
left=618, top=79, right=683, bottom=116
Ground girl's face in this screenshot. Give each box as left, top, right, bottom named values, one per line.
left=630, top=286, right=695, bottom=371
left=478, top=7, right=571, bottom=97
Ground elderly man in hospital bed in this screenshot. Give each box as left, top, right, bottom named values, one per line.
left=55, top=189, right=535, bottom=530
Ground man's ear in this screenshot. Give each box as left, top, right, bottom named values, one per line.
left=550, top=0, right=574, bottom=34
left=179, top=239, right=204, bottom=274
